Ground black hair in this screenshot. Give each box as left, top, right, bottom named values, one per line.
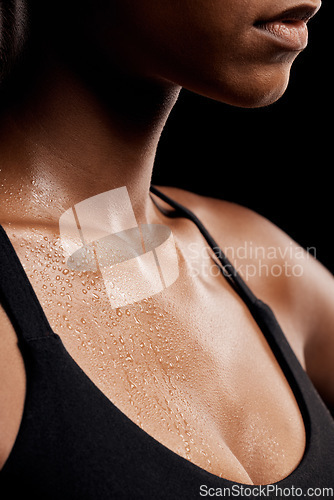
left=0, top=1, right=29, bottom=84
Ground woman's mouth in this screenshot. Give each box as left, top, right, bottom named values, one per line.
left=254, top=3, right=321, bottom=51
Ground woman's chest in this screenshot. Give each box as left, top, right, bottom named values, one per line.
left=15, top=232, right=306, bottom=485
left=37, top=279, right=306, bottom=485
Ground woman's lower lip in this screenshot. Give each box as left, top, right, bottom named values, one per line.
left=255, top=20, right=308, bottom=51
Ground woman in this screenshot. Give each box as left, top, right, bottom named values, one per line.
left=0, top=0, right=333, bottom=498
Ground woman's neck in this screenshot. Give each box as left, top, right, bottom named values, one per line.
left=0, top=54, right=180, bottom=229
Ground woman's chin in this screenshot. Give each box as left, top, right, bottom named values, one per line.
left=184, top=61, right=293, bottom=109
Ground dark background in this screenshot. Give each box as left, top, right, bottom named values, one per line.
left=152, top=1, right=333, bottom=274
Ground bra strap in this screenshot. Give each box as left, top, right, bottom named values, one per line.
left=0, top=225, right=55, bottom=342
left=150, top=185, right=258, bottom=308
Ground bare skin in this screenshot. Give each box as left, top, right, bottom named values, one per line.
left=1, top=0, right=332, bottom=487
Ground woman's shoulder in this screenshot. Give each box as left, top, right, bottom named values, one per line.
left=156, top=185, right=328, bottom=268
left=158, top=186, right=334, bottom=409
left=156, top=185, right=310, bottom=262
left=0, top=304, right=26, bottom=470
left=156, top=185, right=284, bottom=234
left=158, top=184, right=333, bottom=286
left=157, top=186, right=334, bottom=365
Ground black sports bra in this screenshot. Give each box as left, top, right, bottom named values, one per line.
left=0, top=186, right=334, bottom=499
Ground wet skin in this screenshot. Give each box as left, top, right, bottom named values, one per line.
left=1, top=0, right=333, bottom=487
